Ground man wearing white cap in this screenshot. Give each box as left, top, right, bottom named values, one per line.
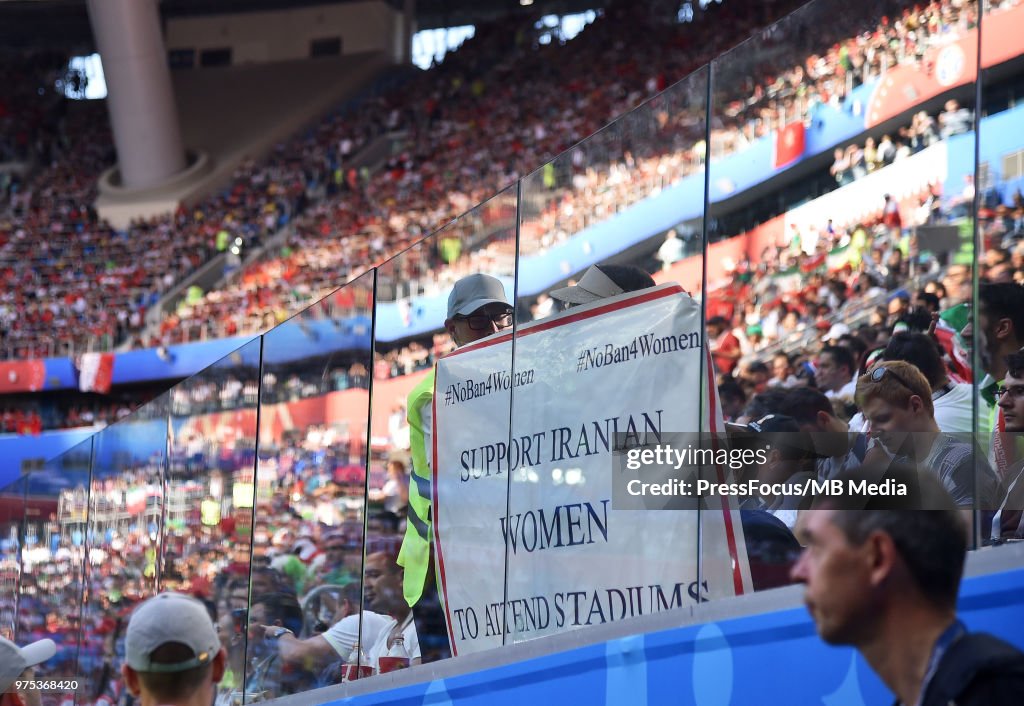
left=548, top=264, right=655, bottom=307
left=121, top=593, right=225, bottom=706
left=1, top=636, right=56, bottom=695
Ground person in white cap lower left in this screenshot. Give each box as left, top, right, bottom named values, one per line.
left=121, top=593, right=226, bottom=706
left=1, top=636, right=56, bottom=696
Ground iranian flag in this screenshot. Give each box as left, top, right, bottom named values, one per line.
left=799, top=252, right=827, bottom=273
left=934, top=304, right=972, bottom=384
left=125, top=487, right=146, bottom=515
left=79, top=352, right=115, bottom=393
left=825, top=243, right=853, bottom=271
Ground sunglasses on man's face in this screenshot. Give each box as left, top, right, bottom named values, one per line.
left=459, top=311, right=513, bottom=331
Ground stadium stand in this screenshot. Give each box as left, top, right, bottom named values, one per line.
left=4, top=1, right=807, bottom=359
left=4, top=1, right=1024, bottom=704
left=143, top=0, right=994, bottom=347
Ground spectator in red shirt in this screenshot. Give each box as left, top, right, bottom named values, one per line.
left=708, top=316, right=741, bottom=376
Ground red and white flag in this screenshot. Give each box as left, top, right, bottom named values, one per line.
left=773, top=121, right=806, bottom=169
left=79, top=352, right=115, bottom=393
left=125, top=487, right=146, bottom=515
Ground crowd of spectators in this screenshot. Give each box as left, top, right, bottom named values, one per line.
left=0, top=407, right=43, bottom=435
left=829, top=99, right=974, bottom=187
left=0, top=345, right=432, bottom=434
left=1, top=403, right=132, bottom=434
left=6, top=0, right=816, bottom=357
left=147, top=0, right=817, bottom=341
left=708, top=268, right=1024, bottom=541
left=373, top=337, right=450, bottom=380
left=148, top=0, right=1011, bottom=346
left=3, top=0, right=1020, bottom=439
left=8, top=406, right=411, bottom=704
left=0, top=145, right=308, bottom=360
left=717, top=0, right=985, bottom=146
left=8, top=3, right=1024, bottom=704
left=11, top=208, right=1024, bottom=705
left=4, top=1, right=1011, bottom=363
left=0, top=386, right=169, bottom=435
left=166, top=364, right=374, bottom=419
left=0, top=53, right=403, bottom=360
left=0, top=51, right=70, bottom=166
left=710, top=211, right=1024, bottom=444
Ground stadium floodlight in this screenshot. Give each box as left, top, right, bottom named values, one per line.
left=520, top=0, right=534, bottom=6
left=59, top=54, right=107, bottom=100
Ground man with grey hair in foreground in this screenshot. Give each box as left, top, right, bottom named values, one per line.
left=791, top=472, right=1024, bottom=705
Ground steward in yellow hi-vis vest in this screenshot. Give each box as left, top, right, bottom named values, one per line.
left=397, top=369, right=435, bottom=606
left=396, top=273, right=513, bottom=607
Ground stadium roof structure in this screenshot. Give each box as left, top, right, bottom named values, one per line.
left=0, top=0, right=609, bottom=48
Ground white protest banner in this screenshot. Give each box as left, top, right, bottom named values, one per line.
left=433, top=283, right=751, bottom=655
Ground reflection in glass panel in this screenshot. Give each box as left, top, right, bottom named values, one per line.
left=19, top=439, right=91, bottom=699
left=0, top=478, right=26, bottom=640
left=164, top=339, right=261, bottom=706
left=243, top=272, right=374, bottom=700
left=79, top=396, right=167, bottom=706
left=375, top=190, right=516, bottom=665
left=508, top=68, right=715, bottom=646
left=979, top=0, right=1024, bottom=548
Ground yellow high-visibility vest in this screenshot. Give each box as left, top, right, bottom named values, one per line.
left=201, top=498, right=221, bottom=526
left=397, top=370, right=435, bottom=606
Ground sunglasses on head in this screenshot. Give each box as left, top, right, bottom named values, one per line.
left=869, top=365, right=916, bottom=393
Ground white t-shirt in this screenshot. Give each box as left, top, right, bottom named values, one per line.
left=849, top=383, right=976, bottom=435
left=322, top=610, right=420, bottom=667
left=367, top=614, right=419, bottom=668
left=847, top=411, right=869, bottom=433
left=657, top=237, right=684, bottom=266
left=380, top=478, right=404, bottom=514
left=824, top=378, right=857, bottom=400
left=932, top=383, right=975, bottom=434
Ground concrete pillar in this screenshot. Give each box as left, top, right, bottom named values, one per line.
left=86, top=0, right=186, bottom=190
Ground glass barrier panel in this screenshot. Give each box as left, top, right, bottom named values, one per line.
left=508, top=66, right=711, bottom=646
left=18, top=438, right=92, bottom=705
left=706, top=0, right=983, bottom=584
left=243, top=270, right=374, bottom=700
left=163, top=338, right=262, bottom=706
left=372, top=188, right=517, bottom=668
left=78, top=395, right=168, bottom=706
left=0, top=477, right=26, bottom=641
left=978, top=0, right=1023, bottom=550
